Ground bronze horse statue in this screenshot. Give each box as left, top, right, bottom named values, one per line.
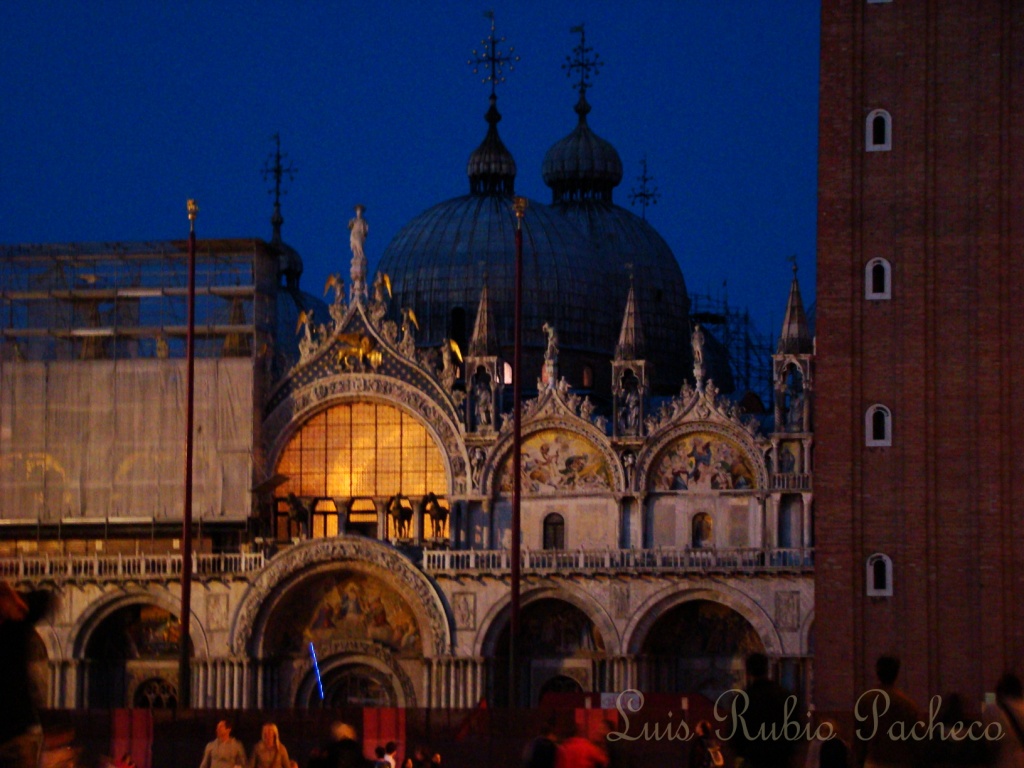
left=423, top=492, right=448, bottom=539
left=387, top=494, right=413, bottom=539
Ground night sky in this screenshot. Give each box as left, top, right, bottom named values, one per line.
left=1, top=2, right=820, bottom=340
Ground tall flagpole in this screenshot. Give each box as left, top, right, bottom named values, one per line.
left=178, top=199, right=198, bottom=709
left=510, top=196, right=527, bottom=706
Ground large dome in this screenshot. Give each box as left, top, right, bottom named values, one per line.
left=380, top=193, right=619, bottom=360
left=378, top=96, right=648, bottom=396
left=542, top=91, right=692, bottom=392
left=554, top=200, right=692, bottom=391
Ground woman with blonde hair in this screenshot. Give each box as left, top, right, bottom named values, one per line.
left=248, top=723, right=289, bottom=768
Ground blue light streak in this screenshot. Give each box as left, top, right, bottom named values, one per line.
left=309, top=641, right=324, bottom=700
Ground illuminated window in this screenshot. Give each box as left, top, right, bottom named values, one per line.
left=275, top=402, right=447, bottom=499
left=866, top=109, right=892, bottom=151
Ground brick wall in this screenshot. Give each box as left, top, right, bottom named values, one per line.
left=815, top=0, right=1024, bottom=711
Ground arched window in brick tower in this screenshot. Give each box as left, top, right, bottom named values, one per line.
left=866, top=553, right=893, bottom=597
left=865, top=258, right=892, bottom=300
left=866, top=109, right=892, bottom=151
left=865, top=404, right=892, bottom=446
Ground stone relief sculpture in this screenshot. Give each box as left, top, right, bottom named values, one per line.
left=399, top=308, right=418, bottom=359
left=368, top=272, right=390, bottom=327
left=439, top=339, right=460, bottom=391
left=542, top=322, right=559, bottom=363
left=324, top=274, right=346, bottom=329
left=348, top=205, right=369, bottom=303
left=297, top=310, right=318, bottom=363
left=470, top=446, right=487, bottom=488
left=692, top=322, right=706, bottom=387
left=472, top=372, right=493, bottom=431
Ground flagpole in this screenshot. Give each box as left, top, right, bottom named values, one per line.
left=178, top=199, right=198, bottom=709
left=510, top=196, right=527, bottom=706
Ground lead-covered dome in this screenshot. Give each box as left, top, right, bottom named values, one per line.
left=381, top=193, right=618, bottom=359
left=542, top=90, right=692, bottom=392
left=378, top=97, right=639, bottom=392
left=554, top=201, right=692, bottom=391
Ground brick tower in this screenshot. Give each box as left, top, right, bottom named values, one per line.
left=815, top=1, right=1024, bottom=711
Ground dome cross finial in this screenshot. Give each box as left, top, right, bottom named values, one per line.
left=261, top=133, right=297, bottom=242
left=563, top=24, right=602, bottom=99
left=629, top=156, right=661, bottom=220
left=469, top=11, right=519, bottom=97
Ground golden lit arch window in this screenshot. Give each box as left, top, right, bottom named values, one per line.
left=275, top=402, right=447, bottom=498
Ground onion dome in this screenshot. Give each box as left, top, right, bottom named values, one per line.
left=542, top=94, right=623, bottom=203
left=467, top=95, right=516, bottom=195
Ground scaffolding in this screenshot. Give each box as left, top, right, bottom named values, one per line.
left=0, top=239, right=270, bottom=361
left=689, top=292, right=774, bottom=408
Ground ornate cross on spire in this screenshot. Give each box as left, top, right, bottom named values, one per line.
left=787, top=253, right=799, bottom=276
left=261, top=133, right=297, bottom=241
left=469, top=11, right=519, bottom=96
left=629, top=156, right=660, bottom=220
left=563, top=23, right=602, bottom=98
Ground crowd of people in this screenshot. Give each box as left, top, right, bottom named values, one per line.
left=197, top=719, right=443, bottom=768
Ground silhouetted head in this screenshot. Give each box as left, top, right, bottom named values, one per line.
left=876, top=655, right=901, bottom=686
left=997, top=673, right=1024, bottom=700
left=746, top=652, right=770, bottom=679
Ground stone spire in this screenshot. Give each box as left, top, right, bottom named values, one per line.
left=777, top=260, right=813, bottom=355
left=466, top=282, right=503, bottom=433
left=468, top=282, right=500, bottom=357
left=612, top=279, right=650, bottom=438
left=614, top=282, right=646, bottom=361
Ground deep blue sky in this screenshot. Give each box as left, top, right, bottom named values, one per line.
left=1, top=2, right=820, bottom=339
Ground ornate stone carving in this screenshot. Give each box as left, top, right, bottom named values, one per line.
left=324, top=274, right=347, bottom=330
left=399, top=308, right=418, bottom=359
left=368, top=272, right=390, bottom=328
left=452, top=592, right=476, bottom=630
left=231, top=538, right=452, bottom=657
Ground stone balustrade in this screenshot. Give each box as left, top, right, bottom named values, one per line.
left=0, top=551, right=266, bottom=584
left=421, top=547, right=814, bottom=575
left=0, top=546, right=814, bottom=585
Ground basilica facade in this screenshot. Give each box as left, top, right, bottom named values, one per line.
left=0, top=30, right=814, bottom=712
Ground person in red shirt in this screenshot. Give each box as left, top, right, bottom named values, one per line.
left=556, top=725, right=607, bottom=768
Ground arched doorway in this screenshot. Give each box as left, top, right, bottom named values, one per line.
left=317, top=662, right=397, bottom=708
left=639, top=599, right=764, bottom=699
left=260, top=567, right=423, bottom=708
left=28, top=630, right=50, bottom=708
left=84, top=604, right=191, bottom=709
left=492, top=598, right=604, bottom=706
